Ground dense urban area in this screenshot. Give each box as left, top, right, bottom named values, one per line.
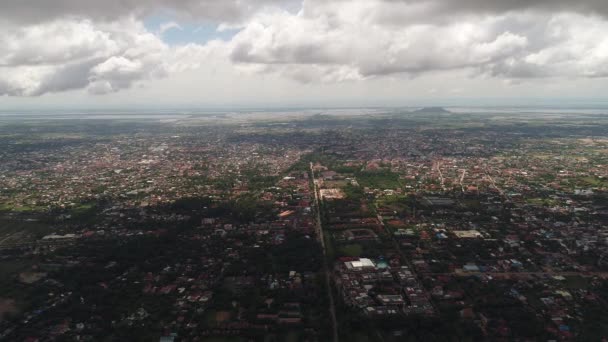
left=1, top=108, right=608, bottom=341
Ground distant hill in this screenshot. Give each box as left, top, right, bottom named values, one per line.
left=412, top=107, right=452, bottom=114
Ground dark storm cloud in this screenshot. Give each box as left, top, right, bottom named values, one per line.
left=382, top=0, right=608, bottom=16
left=462, top=0, right=608, bottom=15
left=1, top=0, right=607, bottom=26
left=27, top=59, right=101, bottom=96
left=0, top=0, right=284, bottom=24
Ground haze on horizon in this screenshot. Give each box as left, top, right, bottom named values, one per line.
left=2, top=0, right=608, bottom=109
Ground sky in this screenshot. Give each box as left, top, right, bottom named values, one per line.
left=2, top=0, right=608, bottom=109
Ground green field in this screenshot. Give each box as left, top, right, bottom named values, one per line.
left=0, top=218, right=51, bottom=238
left=0, top=203, right=46, bottom=213
left=338, top=244, right=363, bottom=257
left=355, top=171, right=401, bottom=189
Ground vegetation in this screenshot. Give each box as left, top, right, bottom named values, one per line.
left=337, top=244, right=363, bottom=257
left=355, top=170, right=401, bottom=189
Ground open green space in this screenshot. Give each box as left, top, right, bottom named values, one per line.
left=337, top=244, right=363, bottom=257
left=563, top=275, right=590, bottom=289
left=0, top=218, right=52, bottom=238
left=355, top=170, right=401, bottom=190
left=0, top=203, right=46, bottom=213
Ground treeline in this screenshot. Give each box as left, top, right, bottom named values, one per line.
left=171, top=195, right=276, bottom=223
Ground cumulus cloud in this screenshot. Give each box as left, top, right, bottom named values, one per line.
left=0, top=18, right=211, bottom=96
left=481, top=14, right=608, bottom=78
left=226, top=2, right=608, bottom=83
left=2, top=0, right=608, bottom=97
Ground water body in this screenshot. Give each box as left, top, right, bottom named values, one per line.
left=1, top=105, right=607, bottom=122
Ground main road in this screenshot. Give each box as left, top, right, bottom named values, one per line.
left=433, top=160, right=446, bottom=191
left=426, top=271, right=608, bottom=278
left=310, top=162, right=339, bottom=342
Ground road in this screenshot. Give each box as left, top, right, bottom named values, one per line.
left=458, top=169, right=466, bottom=193
left=426, top=271, right=608, bottom=278
left=484, top=165, right=505, bottom=198
left=0, top=240, right=75, bottom=251
left=433, top=160, right=446, bottom=191
left=310, top=163, right=339, bottom=342
left=376, top=206, right=437, bottom=317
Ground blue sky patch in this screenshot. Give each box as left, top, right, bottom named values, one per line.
left=144, top=14, right=240, bottom=45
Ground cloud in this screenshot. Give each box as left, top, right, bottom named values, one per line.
left=2, top=0, right=608, bottom=27
left=0, top=20, right=119, bottom=67
left=0, top=0, right=286, bottom=25
left=482, top=14, right=608, bottom=78
left=332, top=0, right=608, bottom=22
left=226, top=2, right=608, bottom=83
left=0, top=18, right=209, bottom=96
left=424, top=0, right=608, bottom=17
left=2, top=0, right=608, bottom=97
left=158, top=21, right=183, bottom=35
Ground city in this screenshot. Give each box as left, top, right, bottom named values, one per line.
left=0, top=109, right=607, bottom=340
left=2, top=0, right=608, bottom=340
